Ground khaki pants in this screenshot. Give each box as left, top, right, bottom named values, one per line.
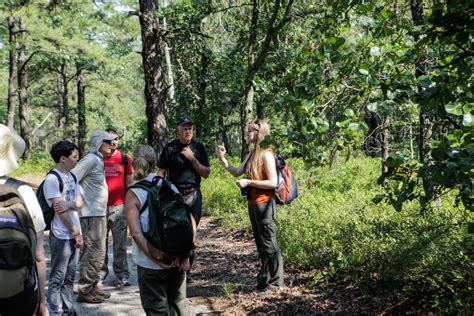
left=99, top=204, right=130, bottom=281
left=78, top=216, right=107, bottom=295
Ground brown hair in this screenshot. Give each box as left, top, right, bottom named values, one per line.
left=132, top=145, right=156, bottom=180
left=245, top=119, right=271, bottom=180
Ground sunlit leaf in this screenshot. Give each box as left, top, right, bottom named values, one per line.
left=348, top=123, right=360, bottom=131
left=445, top=103, right=463, bottom=116
left=463, top=113, right=473, bottom=126
left=359, top=63, right=369, bottom=75
left=317, top=121, right=330, bottom=133
left=367, top=102, right=378, bottom=112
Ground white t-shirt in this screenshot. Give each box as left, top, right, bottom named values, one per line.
left=0, top=177, right=46, bottom=233
left=43, top=168, right=81, bottom=240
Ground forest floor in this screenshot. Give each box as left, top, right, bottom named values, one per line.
left=43, top=215, right=413, bottom=315
left=22, top=173, right=415, bottom=315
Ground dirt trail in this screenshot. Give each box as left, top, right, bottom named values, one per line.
left=44, top=216, right=322, bottom=315
left=23, top=174, right=392, bottom=314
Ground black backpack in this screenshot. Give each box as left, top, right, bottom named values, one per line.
left=0, top=181, right=38, bottom=299
left=130, top=176, right=195, bottom=260
left=36, top=170, right=77, bottom=231
left=121, top=152, right=129, bottom=187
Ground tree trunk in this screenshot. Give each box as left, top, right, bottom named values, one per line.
left=162, top=0, right=175, bottom=104
left=381, top=116, right=390, bottom=177
left=196, top=49, right=209, bottom=140
left=139, top=0, right=168, bottom=154
left=58, top=62, right=69, bottom=135
left=240, top=0, right=294, bottom=159
left=76, top=64, right=86, bottom=158
left=364, top=109, right=382, bottom=157
left=410, top=0, right=435, bottom=198
left=240, top=0, right=259, bottom=159
left=18, top=17, right=29, bottom=158
left=6, top=16, right=17, bottom=128
left=218, top=113, right=231, bottom=156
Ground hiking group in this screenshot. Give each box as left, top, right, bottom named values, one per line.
left=0, top=116, right=294, bottom=315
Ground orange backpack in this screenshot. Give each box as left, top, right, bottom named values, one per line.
left=275, top=154, right=298, bottom=205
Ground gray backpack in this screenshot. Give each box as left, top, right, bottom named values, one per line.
left=0, top=181, right=37, bottom=299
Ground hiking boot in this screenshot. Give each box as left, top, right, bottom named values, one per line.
left=77, top=293, right=104, bottom=304
left=256, top=285, right=284, bottom=297
left=92, top=286, right=111, bottom=299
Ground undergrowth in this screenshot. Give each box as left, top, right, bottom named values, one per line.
left=15, top=151, right=472, bottom=312
left=202, top=156, right=473, bottom=313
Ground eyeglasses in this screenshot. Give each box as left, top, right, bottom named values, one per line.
left=103, top=139, right=115, bottom=144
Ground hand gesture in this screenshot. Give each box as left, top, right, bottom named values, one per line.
left=181, top=146, right=194, bottom=161
left=236, top=179, right=250, bottom=188
left=217, top=145, right=226, bottom=160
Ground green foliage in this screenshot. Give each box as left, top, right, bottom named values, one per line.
left=201, top=157, right=250, bottom=229
left=204, top=156, right=473, bottom=312
left=10, top=150, right=54, bottom=177
left=221, top=283, right=234, bottom=299
left=377, top=1, right=473, bottom=213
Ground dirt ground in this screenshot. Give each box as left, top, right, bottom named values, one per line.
left=23, top=174, right=410, bottom=314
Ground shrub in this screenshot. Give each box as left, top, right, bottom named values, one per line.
left=203, top=156, right=472, bottom=312
left=10, top=150, right=54, bottom=177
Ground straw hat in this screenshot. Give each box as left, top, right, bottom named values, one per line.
left=0, top=124, right=26, bottom=176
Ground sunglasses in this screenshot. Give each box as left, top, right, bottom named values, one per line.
left=103, top=139, right=116, bottom=144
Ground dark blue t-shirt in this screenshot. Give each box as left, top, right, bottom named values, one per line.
left=158, top=139, right=210, bottom=187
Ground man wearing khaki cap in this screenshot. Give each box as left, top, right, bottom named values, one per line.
left=72, top=130, right=116, bottom=304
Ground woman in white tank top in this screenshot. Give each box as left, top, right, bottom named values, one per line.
left=125, top=145, right=191, bottom=315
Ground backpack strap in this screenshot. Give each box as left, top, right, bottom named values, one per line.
left=70, top=172, right=77, bottom=185
left=4, top=177, right=26, bottom=189
left=48, top=169, right=64, bottom=193
left=121, top=152, right=129, bottom=188
left=128, top=177, right=164, bottom=215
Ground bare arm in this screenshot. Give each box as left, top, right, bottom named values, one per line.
left=126, top=174, right=133, bottom=187
left=35, top=231, right=47, bottom=316
left=125, top=190, right=178, bottom=268
left=51, top=197, right=83, bottom=248
left=236, top=151, right=278, bottom=189
left=217, top=145, right=249, bottom=177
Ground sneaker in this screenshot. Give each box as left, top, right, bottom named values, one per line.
left=256, top=285, right=283, bottom=296
left=92, top=286, right=111, bottom=299
left=117, top=278, right=131, bottom=287
left=77, top=293, right=104, bottom=304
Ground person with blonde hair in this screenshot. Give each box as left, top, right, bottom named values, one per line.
left=125, top=145, right=192, bottom=315
left=217, top=119, right=284, bottom=292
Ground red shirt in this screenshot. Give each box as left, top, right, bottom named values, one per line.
left=104, top=150, right=133, bottom=206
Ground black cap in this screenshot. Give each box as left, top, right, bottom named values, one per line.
left=177, top=116, right=194, bottom=126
